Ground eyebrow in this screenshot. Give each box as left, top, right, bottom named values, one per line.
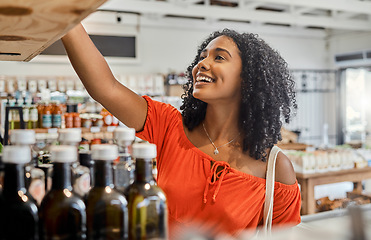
left=201, top=47, right=232, bottom=58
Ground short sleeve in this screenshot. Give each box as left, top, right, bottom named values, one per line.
left=136, top=96, right=181, bottom=156
left=272, top=181, right=301, bottom=226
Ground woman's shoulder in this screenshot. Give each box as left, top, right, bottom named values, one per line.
left=274, top=150, right=297, bottom=185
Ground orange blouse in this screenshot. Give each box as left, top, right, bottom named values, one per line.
left=136, top=96, right=301, bottom=238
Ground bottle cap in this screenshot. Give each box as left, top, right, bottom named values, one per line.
left=58, top=128, right=82, bottom=144
left=91, top=144, right=118, bottom=161
left=132, top=143, right=156, bottom=159
left=50, top=145, right=77, bottom=163
left=2, top=146, right=31, bottom=164
left=113, top=127, right=136, bottom=142
left=10, top=129, right=36, bottom=145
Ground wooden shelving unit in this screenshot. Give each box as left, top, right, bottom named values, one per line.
left=0, top=0, right=107, bottom=61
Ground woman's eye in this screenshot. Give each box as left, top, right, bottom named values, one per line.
left=215, top=55, right=225, bottom=60
left=199, top=56, right=206, bottom=61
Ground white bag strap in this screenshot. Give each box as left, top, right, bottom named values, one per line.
left=263, top=145, right=281, bottom=236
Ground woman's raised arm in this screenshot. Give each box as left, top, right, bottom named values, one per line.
left=61, top=24, right=147, bottom=131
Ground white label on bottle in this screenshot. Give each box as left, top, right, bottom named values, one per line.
left=28, top=80, right=37, bottom=93
left=48, top=79, right=57, bottom=91
left=23, top=107, right=29, bottom=121
left=17, top=78, right=27, bottom=91
left=30, top=108, right=38, bottom=121
left=58, top=80, right=66, bottom=92
left=7, top=79, right=15, bottom=93
left=74, top=173, right=91, bottom=196
left=38, top=79, right=47, bottom=91
left=29, top=179, right=46, bottom=205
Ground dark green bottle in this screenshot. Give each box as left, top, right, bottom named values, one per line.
left=0, top=146, right=39, bottom=240
left=125, top=143, right=168, bottom=240
left=39, top=145, right=87, bottom=240
left=86, top=144, right=128, bottom=240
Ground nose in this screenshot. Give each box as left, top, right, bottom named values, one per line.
left=197, top=57, right=210, bottom=71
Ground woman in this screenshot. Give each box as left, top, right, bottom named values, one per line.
left=62, top=25, right=301, bottom=238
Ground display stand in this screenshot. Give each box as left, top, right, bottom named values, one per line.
left=297, top=167, right=371, bottom=215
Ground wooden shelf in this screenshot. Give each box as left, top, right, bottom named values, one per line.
left=0, top=0, right=107, bottom=61
left=34, top=126, right=118, bottom=134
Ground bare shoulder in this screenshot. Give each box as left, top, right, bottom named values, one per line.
left=274, top=151, right=297, bottom=185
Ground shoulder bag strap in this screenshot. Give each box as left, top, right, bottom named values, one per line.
left=263, top=145, right=281, bottom=236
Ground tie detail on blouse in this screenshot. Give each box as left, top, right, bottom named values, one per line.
left=203, top=161, right=231, bottom=203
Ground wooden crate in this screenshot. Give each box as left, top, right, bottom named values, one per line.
left=0, top=0, right=107, bottom=61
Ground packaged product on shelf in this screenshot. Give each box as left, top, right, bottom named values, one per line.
left=28, top=104, right=38, bottom=129
left=51, top=101, right=63, bottom=128
left=41, top=102, right=53, bottom=129
left=286, top=148, right=362, bottom=174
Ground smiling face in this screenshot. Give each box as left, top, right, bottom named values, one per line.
left=191, top=35, right=243, bottom=105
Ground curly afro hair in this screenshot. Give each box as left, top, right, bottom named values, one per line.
left=180, top=29, right=296, bottom=162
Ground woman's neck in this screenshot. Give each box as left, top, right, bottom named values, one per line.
left=203, top=103, right=240, bottom=143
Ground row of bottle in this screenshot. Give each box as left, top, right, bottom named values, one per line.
left=0, top=128, right=167, bottom=239
left=6, top=99, right=120, bottom=130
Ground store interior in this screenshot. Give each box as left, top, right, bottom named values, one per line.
left=1, top=0, right=371, bottom=238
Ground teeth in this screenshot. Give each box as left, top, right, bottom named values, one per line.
left=196, top=76, right=213, bottom=83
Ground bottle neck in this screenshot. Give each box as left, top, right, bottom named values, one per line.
left=94, top=160, right=114, bottom=187
left=52, top=162, right=72, bottom=190
left=134, top=158, right=154, bottom=183
left=3, top=163, right=26, bottom=195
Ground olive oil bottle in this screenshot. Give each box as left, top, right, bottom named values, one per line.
left=0, top=146, right=39, bottom=240
left=125, top=143, right=168, bottom=240
left=39, top=145, right=87, bottom=240
left=86, top=144, right=128, bottom=239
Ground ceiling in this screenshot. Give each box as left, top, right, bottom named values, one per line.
left=96, top=0, right=371, bottom=34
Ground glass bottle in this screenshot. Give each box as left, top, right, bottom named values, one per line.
left=29, top=103, right=39, bottom=129
left=52, top=100, right=63, bottom=129
left=10, top=129, right=45, bottom=205
left=125, top=143, right=168, bottom=240
left=113, top=127, right=136, bottom=193
left=58, top=128, right=91, bottom=198
left=0, top=146, right=39, bottom=240
left=41, top=102, right=52, bottom=129
left=39, top=145, right=87, bottom=240
left=86, top=144, right=128, bottom=239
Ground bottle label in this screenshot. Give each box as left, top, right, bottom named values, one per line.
left=23, top=108, right=29, bottom=122
left=74, top=173, right=91, bottom=196
left=52, top=114, right=62, bottom=128
left=28, top=179, right=46, bottom=205
left=42, top=114, right=52, bottom=128
left=30, top=108, right=38, bottom=121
